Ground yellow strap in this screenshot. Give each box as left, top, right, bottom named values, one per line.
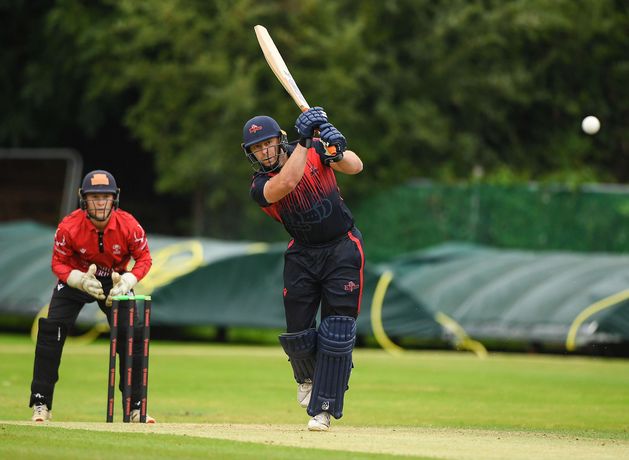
left=370, top=270, right=404, bottom=355
left=435, top=312, right=488, bottom=358
left=566, top=289, right=629, bottom=352
left=135, top=240, right=204, bottom=294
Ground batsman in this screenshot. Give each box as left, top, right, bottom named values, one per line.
left=242, top=107, right=365, bottom=431
left=28, top=170, right=154, bottom=422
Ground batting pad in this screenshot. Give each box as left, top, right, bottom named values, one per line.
left=307, top=316, right=356, bottom=419
left=279, top=328, right=317, bottom=383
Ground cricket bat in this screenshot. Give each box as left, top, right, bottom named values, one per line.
left=254, top=25, right=310, bottom=112
left=254, top=25, right=337, bottom=154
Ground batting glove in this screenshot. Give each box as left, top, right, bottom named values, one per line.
left=67, top=264, right=105, bottom=300
left=106, top=272, right=138, bottom=306
left=315, top=140, right=344, bottom=166
left=295, top=107, right=328, bottom=146
left=318, top=123, right=347, bottom=158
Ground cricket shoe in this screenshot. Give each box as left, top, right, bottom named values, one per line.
left=297, top=379, right=312, bottom=408
left=31, top=403, right=51, bottom=422
left=307, top=411, right=330, bottom=431
left=130, top=409, right=156, bottom=423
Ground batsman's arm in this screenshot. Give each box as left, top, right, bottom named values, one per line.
left=263, top=144, right=309, bottom=203
left=330, top=150, right=363, bottom=175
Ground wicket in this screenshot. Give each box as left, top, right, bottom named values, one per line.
left=106, top=295, right=152, bottom=423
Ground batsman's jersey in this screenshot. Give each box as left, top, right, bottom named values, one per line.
left=51, top=209, right=152, bottom=283
left=250, top=143, right=355, bottom=244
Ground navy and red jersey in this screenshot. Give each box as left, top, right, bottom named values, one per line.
left=250, top=142, right=355, bottom=244
left=51, top=208, right=152, bottom=283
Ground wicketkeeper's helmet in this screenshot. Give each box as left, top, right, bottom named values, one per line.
left=79, top=170, right=120, bottom=216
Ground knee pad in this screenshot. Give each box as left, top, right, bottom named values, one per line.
left=307, top=316, right=356, bottom=419
left=30, top=318, right=68, bottom=408
left=279, top=328, right=317, bottom=383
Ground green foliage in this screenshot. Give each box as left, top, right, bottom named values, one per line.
left=356, top=182, right=629, bottom=261
left=1, top=0, right=627, bottom=238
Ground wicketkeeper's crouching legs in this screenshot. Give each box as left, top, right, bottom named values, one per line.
left=307, top=315, right=356, bottom=419
left=30, top=318, right=68, bottom=410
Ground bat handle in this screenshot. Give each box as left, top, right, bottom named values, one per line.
left=309, top=128, right=337, bottom=155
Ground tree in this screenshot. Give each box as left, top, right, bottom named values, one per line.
left=2, top=0, right=627, bottom=238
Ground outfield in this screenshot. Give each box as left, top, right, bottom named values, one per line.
left=1, top=333, right=628, bottom=459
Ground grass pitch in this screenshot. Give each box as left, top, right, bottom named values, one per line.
left=1, top=333, right=628, bottom=459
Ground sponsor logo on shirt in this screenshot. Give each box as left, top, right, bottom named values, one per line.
left=95, top=266, right=112, bottom=277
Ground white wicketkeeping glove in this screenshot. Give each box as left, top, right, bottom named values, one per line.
left=67, top=264, right=105, bottom=300
left=106, top=272, right=138, bottom=306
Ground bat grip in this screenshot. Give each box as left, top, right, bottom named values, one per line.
left=311, top=128, right=338, bottom=155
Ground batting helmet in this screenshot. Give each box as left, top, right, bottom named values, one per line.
left=242, top=115, right=288, bottom=172
left=242, top=116, right=285, bottom=152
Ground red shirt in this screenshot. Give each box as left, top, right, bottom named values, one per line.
left=52, top=208, right=152, bottom=283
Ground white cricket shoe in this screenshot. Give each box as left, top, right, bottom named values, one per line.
left=297, top=379, right=312, bottom=408
left=130, top=409, right=156, bottom=423
left=31, top=403, right=51, bottom=422
left=307, top=411, right=330, bottom=431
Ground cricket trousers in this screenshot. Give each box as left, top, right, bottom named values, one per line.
left=283, top=226, right=365, bottom=333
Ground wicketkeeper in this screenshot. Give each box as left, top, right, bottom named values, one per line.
left=242, top=108, right=365, bottom=431
left=28, top=169, right=154, bottom=422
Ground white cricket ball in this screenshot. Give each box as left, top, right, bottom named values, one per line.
left=581, top=115, right=600, bottom=135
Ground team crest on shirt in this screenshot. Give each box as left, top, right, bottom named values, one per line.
left=80, top=248, right=86, bottom=254
left=112, top=244, right=121, bottom=255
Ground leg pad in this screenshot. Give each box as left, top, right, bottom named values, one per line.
left=307, top=316, right=356, bottom=419
left=279, top=328, right=317, bottom=383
